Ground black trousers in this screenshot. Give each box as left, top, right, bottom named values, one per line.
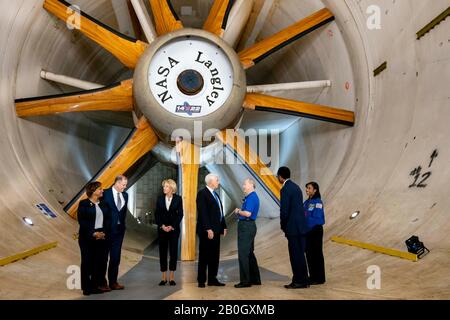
left=287, top=234, right=309, bottom=285
left=238, top=221, right=261, bottom=284
left=197, top=232, right=220, bottom=284
left=79, top=237, right=108, bottom=292
left=107, top=231, right=125, bottom=285
left=158, top=230, right=180, bottom=272
left=305, top=225, right=326, bottom=283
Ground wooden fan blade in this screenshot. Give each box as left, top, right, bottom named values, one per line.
left=238, top=8, right=334, bottom=69
left=43, top=0, right=148, bottom=68
left=243, top=93, right=355, bottom=126
left=203, top=0, right=235, bottom=37
left=216, top=130, right=281, bottom=203
left=177, top=140, right=200, bottom=261
left=149, top=0, right=183, bottom=36
left=15, top=80, right=133, bottom=117
left=65, top=117, right=159, bottom=218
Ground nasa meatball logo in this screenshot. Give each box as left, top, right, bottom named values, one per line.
left=148, top=37, right=234, bottom=119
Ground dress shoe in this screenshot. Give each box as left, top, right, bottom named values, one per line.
left=158, top=280, right=167, bottom=286
left=251, top=281, right=262, bottom=285
left=110, top=283, right=125, bottom=290
left=234, top=283, right=252, bottom=288
left=284, top=283, right=310, bottom=289
left=198, top=283, right=206, bottom=288
left=169, top=280, right=176, bottom=286
left=90, top=288, right=105, bottom=294
left=310, top=281, right=325, bottom=285
left=98, top=285, right=111, bottom=292
left=208, top=281, right=226, bottom=286
left=82, top=290, right=90, bottom=296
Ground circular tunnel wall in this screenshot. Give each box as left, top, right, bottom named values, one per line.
left=0, top=0, right=449, bottom=299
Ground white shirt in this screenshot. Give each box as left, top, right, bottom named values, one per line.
left=206, top=185, right=215, bottom=195
left=112, top=187, right=125, bottom=225
left=112, top=187, right=125, bottom=210
left=282, top=178, right=290, bottom=187
left=94, top=203, right=104, bottom=229
left=165, top=196, right=172, bottom=211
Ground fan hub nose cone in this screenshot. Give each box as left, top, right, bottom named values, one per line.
left=133, top=29, right=246, bottom=141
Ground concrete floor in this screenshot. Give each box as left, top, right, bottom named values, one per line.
left=88, top=218, right=449, bottom=300
left=84, top=239, right=289, bottom=300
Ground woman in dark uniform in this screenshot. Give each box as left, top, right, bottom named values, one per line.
left=304, top=182, right=326, bottom=285
left=155, top=179, right=183, bottom=286
left=77, top=181, right=111, bottom=295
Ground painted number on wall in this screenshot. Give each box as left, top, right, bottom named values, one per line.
left=409, top=149, right=438, bottom=188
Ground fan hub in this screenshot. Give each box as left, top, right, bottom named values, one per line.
left=133, top=29, right=246, bottom=141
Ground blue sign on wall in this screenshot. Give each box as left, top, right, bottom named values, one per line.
left=36, top=203, right=57, bottom=218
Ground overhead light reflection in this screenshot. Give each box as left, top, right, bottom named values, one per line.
left=23, top=217, right=34, bottom=226
left=350, top=211, right=360, bottom=220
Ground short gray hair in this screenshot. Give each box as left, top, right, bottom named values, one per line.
left=205, top=173, right=219, bottom=185
left=114, top=175, right=128, bottom=184
left=244, top=178, right=256, bottom=189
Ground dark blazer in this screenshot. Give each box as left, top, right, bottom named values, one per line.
left=155, top=194, right=184, bottom=233
left=77, top=198, right=111, bottom=240
left=103, top=187, right=128, bottom=232
left=196, top=187, right=227, bottom=235
left=280, top=180, right=308, bottom=236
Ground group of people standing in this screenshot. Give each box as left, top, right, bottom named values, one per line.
left=154, top=173, right=229, bottom=288
left=155, top=168, right=326, bottom=290
left=77, top=166, right=325, bottom=295
left=77, top=176, right=129, bottom=296
left=154, top=174, right=262, bottom=288
left=277, top=167, right=326, bottom=288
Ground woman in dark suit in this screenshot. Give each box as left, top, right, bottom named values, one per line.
left=77, top=181, right=111, bottom=296
left=155, top=179, right=183, bottom=286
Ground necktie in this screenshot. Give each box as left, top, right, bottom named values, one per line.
left=116, top=193, right=122, bottom=210
left=213, top=191, right=223, bottom=219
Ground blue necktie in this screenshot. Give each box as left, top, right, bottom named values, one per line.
left=213, top=191, right=223, bottom=220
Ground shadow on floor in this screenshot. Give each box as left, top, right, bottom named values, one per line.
left=84, top=241, right=288, bottom=300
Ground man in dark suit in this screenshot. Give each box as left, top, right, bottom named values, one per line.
left=102, top=175, right=128, bottom=290
left=277, top=167, right=310, bottom=289
left=196, top=173, right=227, bottom=288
